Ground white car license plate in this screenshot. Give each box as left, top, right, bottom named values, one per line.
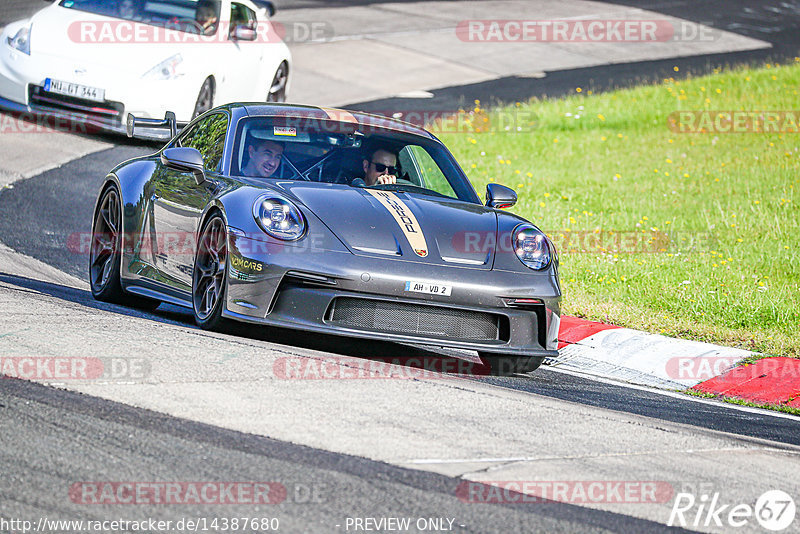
left=44, top=78, right=105, bottom=102
left=404, top=280, right=452, bottom=296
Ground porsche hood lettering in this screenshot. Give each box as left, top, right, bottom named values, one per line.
left=366, top=190, right=429, bottom=257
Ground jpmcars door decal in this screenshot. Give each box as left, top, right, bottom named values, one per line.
left=366, top=190, right=429, bottom=257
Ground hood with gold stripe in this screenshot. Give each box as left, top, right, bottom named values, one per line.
left=274, top=181, right=497, bottom=270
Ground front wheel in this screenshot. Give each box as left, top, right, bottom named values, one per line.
left=266, top=62, right=288, bottom=102
left=193, top=77, right=215, bottom=118
left=478, top=353, right=544, bottom=376
left=192, top=214, right=229, bottom=330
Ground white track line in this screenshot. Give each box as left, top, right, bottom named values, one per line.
left=406, top=446, right=799, bottom=465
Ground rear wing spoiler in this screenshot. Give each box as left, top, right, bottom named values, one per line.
left=126, top=112, right=188, bottom=139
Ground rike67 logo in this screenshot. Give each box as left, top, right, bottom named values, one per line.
left=668, top=490, right=796, bottom=531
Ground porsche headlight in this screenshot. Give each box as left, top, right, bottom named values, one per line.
left=513, top=224, right=551, bottom=270
left=143, top=53, right=183, bottom=80
left=253, top=194, right=306, bottom=241
left=7, top=24, right=32, bottom=55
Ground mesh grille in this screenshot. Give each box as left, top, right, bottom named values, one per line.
left=329, top=298, right=501, bottom=341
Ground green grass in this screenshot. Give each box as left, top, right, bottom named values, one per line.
left=438, top=61, right=800, bottom=357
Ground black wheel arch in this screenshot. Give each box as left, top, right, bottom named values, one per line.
left=93, top=175, right=122, bottom=224
left=196, top=202, right=227, bottom=244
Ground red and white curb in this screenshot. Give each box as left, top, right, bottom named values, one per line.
left=549, top=316, right=800, bottom=408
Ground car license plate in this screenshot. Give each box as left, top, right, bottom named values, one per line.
left=404, top=280, right=452, bottom=296
left=44, top=78, right=105, bottom=102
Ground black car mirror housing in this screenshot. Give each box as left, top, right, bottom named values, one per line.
left=485, top=183, right=517, bottom=209
left=161, top=147, right=206, bottom=185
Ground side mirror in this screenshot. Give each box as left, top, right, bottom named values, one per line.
left=485, top=183, right=517, bottom=209
left=253, top=0, right=276, bottom=17
left=161, top=147, right=206, bottom=185
left=231, top=25, right=257, bottom=41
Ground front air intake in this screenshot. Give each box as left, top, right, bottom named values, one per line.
left=327, top=297, right=505, bottom=341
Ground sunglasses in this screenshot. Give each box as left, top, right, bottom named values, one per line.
left=371, top=162, right=398, bottom=175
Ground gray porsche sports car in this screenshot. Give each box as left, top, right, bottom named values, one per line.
left=90, top=103, right=561, bottom=373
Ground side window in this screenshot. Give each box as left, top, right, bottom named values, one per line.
left=176, top=124, right=197, bottom=149
left=195, top=0, right=221, bottom=35
left=231, top=3, right=257, bottom=30
left=400, top=145, right=457, bottom=198
left=181, top=113, right=229, bottom=172
left=398, top=149, right=423, bottom=186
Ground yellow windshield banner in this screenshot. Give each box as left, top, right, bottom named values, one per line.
left=366, top=190, right=429, bottom=257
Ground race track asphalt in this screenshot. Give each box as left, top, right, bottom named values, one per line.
left=4, top=377, right=692, bottom=534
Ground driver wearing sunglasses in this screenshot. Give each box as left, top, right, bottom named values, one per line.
left=362, top=148, right=398, bottom=186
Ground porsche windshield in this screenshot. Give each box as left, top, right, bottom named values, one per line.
left=59, top=0, right=222, bottom=35
left=232, top=118, right=478, bottom=202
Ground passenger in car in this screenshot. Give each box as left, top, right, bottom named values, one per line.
left=118, top=0, right=142, bottom=20
left=242, top=138, right=284, bottom=178
left=360, top=147, right=398, bottom=186
left=195, top=0, right=220, bottom=35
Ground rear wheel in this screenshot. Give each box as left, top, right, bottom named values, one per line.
left=478, top=353, right=544, bottom=376
left=266, top=62, right=288, bottom=102
left=192, top=214, right=229, bottom=330
left=89, top=186, right=159, bottom=310
left=193, top=77, right=215, bottom=118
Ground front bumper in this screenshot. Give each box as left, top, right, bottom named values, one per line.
left=222, top=235, right=561, bottom=357
left=0, top=40, right=201, bottom=134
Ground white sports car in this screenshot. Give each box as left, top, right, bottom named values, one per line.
left=0, top=0, right=291, bottom=132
